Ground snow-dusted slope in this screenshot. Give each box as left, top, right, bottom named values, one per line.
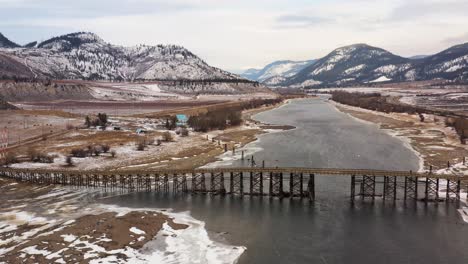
left=283, top=43, right=468, bottom=87
left=0, top=32, right=239, bottom=81
left=241, top=60, right=315, bottom=84
left=405, top=43, right=468, bottom=82
left=285, top=44, right=409, bottom=87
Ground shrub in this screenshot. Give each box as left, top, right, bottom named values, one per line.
left=136, top=139, right=147, bottom=151
left=110, top=150, right=116, bottom=158
left=4, top=152, right=18, bottom=166
left=181, top=128, right=189, bottom=137
left=27, top=148, right=54, bottom=163
left=71, top=148, right=88, bottom=158
left=136, top=142, right=146, bottom=151
left=93, top=146, right=102, bottom=156
left=65, top=156, right=73, bottom=166
left=102, top=145, right=110, bottom=153
left=162, top=132, right=173, bottom=142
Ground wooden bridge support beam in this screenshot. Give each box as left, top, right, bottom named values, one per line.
left=404, top=176, right=418, bottom=201
left=173, top=174, right=188, bottom=193
left=289, top=173, right=304, bottom=198
left=351, top=175, right=356, bottom=202
left=145, top=175, right=151, bottom=192
left=269, top=172, right=284, bottom=197
left=250, top=171, right=263, bottom=196
left=446, top=179, right=461, bottom=202
left=383, top=176, right=397, bottom=201
left=424, top=178, right=439, bottom=202
left=359, top=175, right=376, bottom=200
left=155, top=174, right=169, bottom=193
left=307, top=174, right=315, bottom=202
left=210, top=172, right=226, bottom=195
left=230, top=172, right=244, bottom=196
left=192, top=173, right=207, bottom=194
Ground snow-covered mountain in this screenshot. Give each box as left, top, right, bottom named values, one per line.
left=241, top=60, right=316, bottom=85
left=0, top=32, right=240, bottom=81
left=284, top=44, right=410, bottom=87
left=279, top=43, right=468, bottom=88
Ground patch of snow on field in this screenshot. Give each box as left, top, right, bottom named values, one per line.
left=369, top=76, right=391, bottom=83
left=129, top=227, right=146, bottom=235
left=98, top=205, right=246, bottom=264
left=61, top=234, right=77, bottom=242
left=21, top=246, right=51, bottom=256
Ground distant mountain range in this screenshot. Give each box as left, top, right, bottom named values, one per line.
left=241, top=60, right=316, bottom=85
left=242, top=43, right=468, bottom=88
left=0, top=32, right=241, bottom=82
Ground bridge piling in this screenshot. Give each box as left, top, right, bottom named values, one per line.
left=351, top=175, right=356, bottom=202
left=383, top=176, right=397, bottom=201
left=446, top=179, right=461, bottom=202
left=359, top=175, right=376, bottom=200
left=210, top=172, right=226, bottom=195
left=308, top=174, right=315, bottom=201
left=404, top=176, right=418, bottom=201
left=269, top=172, right=283, bottom=197
left=230, top=172, right=244, bottom=196
left=250, top=171, right=263, bottom=196
left=289, top=173, right=304, bottom=198
left=193, top=172, right=207, bottom=194
left=424, top=177, right=439, bottom=202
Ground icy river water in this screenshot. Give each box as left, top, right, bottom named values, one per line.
left=105, top=98, right=468, bottom=264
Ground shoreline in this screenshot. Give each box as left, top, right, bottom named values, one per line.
left=202, top=98, right=298, bottom=168
left=328, top=100, right=425, bottom=172
left=328, top=99, right=468, bottom=173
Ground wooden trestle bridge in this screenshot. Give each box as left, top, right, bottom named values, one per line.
left=1, top=167, right=467, bottom=202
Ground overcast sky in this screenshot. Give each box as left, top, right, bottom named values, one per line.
left=1, top=0, right=468, bottom=73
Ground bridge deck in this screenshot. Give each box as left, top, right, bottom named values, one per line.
left=0, top=167, right=466, bottom=181
left=1, top=167, right=466, bottom=202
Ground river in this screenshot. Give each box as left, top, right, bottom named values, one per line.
left=104, top=98, right=468, bottom=264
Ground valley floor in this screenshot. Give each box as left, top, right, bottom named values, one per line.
left=0, top=98, right=292, bottom=264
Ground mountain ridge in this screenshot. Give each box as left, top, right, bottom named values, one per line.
left=278, top=42, right=468, bottom=87
left=0, top=31, right=242, bottom=82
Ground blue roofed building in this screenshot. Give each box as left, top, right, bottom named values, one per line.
left=176, top=114, right=188, bottom=127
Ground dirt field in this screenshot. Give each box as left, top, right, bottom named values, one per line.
left=0, top=110, right=83, bottom=146
left=4, top=98, right=289, bottom=171
left=15, top=99, right=226, bottom=116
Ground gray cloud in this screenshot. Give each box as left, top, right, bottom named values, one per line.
left=275, top=14, right=333, bottom=28
left=0, top=0, right=197, bottom=20
left=388, top=0, right=468, bottom=21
